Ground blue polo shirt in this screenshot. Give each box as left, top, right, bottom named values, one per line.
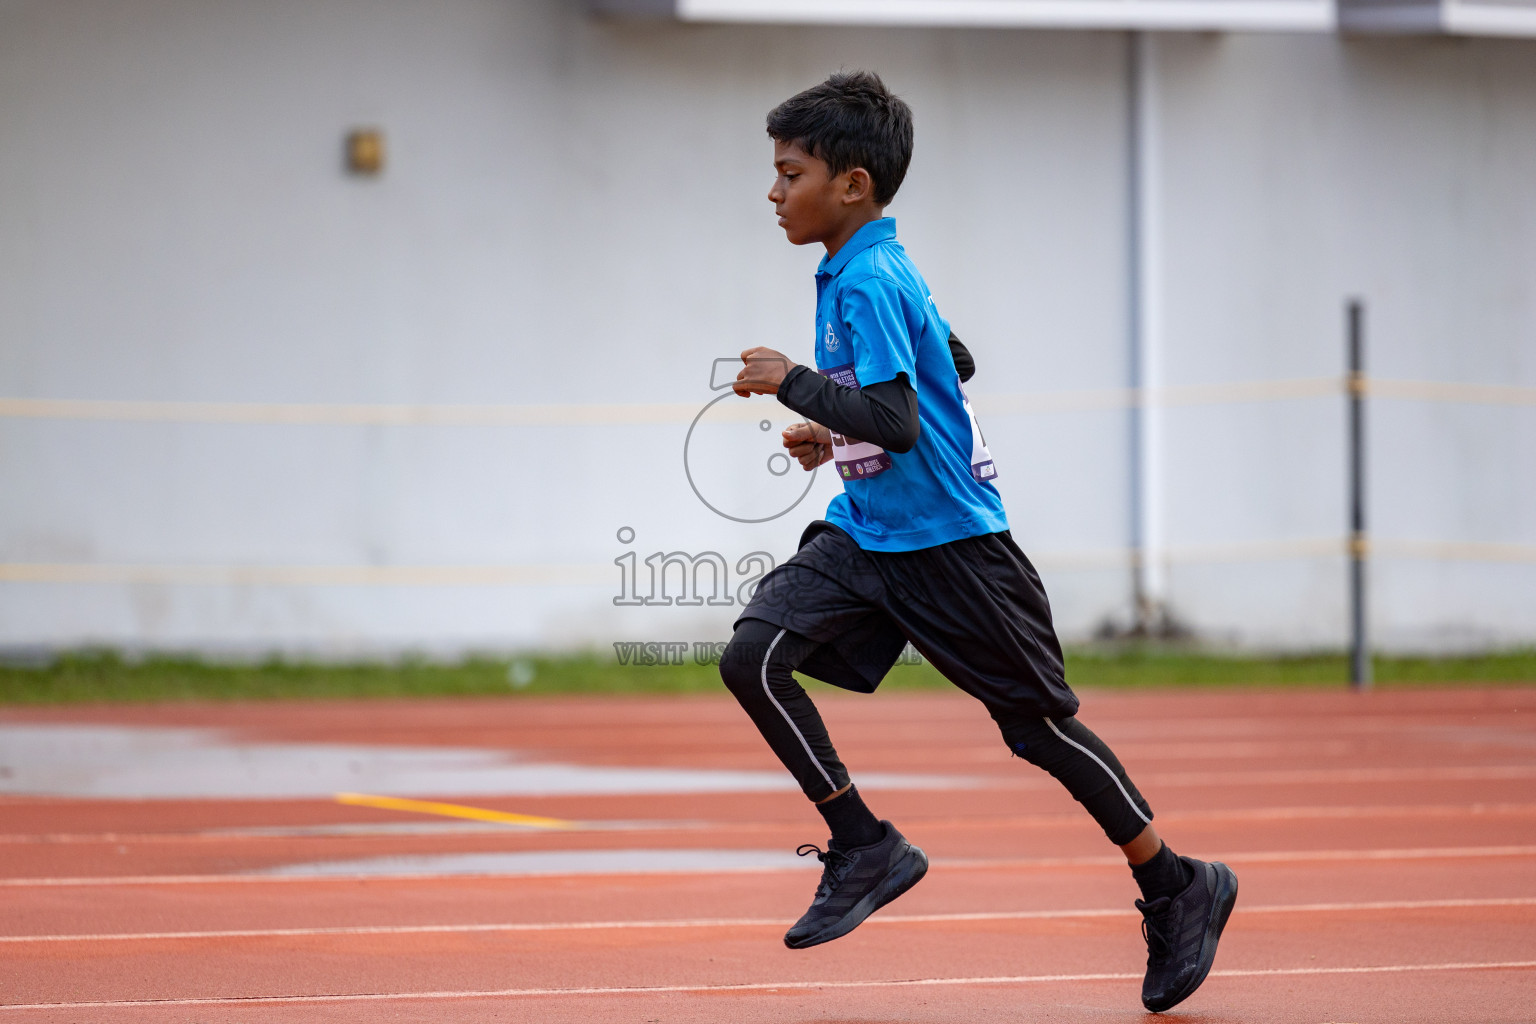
left=810, top=218, right=1007, bottom=551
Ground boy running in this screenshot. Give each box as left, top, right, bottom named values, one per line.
left=722, top=70, right=1237, bottom=1013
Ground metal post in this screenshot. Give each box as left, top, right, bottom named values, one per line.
left=1127, top=31, right=1164, bottom=634
left=1347, top=300, right=1371, bottom=690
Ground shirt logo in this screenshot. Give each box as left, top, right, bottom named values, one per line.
left=824, top=321, right=840, bottom=352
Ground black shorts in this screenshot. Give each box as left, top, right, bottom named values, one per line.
left=737, top=520, right=1079, bottom=718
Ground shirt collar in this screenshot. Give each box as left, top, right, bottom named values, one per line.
left=816, top=218, right=897, bottom=278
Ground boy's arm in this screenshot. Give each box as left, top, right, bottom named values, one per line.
left=774, top=323, right=973, bottom=449
left=949, top=331, right=975, bottom=383
left=776, top=367, right=919, bottom=453
left=733, top=345, right=919, bottom=453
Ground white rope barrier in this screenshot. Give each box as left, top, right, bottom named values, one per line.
left=0, top=397, right=702, bottom=427
left=2, top=538, right=1532, bottom=588
left=0, top=563, right=612, bottom=587
left=1, top=376, right=1530, bottom=587
left=1, top=377, right=1532, bottom=426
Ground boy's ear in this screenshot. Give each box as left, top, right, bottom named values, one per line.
left=842, top=167, right=874, bottom=205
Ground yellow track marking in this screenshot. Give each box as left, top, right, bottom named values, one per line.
left=334, top=793, right=579, bottom=831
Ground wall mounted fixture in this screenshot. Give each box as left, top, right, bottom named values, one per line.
left=345, top=128, right=385, bottom=176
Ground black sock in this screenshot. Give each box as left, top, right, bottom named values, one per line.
left=816, top=785, right=883, bottom=850
left=1131, top=842, right=1193, bottom=902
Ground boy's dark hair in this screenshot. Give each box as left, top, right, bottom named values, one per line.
left=766, top=70, right=913, bottom=206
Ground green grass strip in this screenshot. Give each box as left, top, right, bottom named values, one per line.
left=1, top=647, right=1532, bottom=704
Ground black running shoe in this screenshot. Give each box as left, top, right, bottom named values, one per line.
left=783, top=820, right=928, bottom=949
left=1137, top=856, right=1238, bottom=1012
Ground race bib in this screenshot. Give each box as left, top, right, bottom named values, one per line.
left=958, top=380, right=997, bottom=483
left=820, top=363, right=892, bottom=480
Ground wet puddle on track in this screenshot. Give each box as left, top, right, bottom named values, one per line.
left=0, top=723, right=970, bottom=799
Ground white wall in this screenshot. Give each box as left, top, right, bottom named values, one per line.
left=1153, top=32, right=1536, bottom=649
left=0, top=0, right=1531, bottom=655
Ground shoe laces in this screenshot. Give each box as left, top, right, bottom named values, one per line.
left=1138, top=898, right=1174, bottom=961
left=796, top=843, right=854, bottom=898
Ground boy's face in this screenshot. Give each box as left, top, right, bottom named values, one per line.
left=768, top=140, right=857, bottom=247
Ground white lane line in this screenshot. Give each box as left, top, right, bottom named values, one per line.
left=4, top=844, right=1534, bottom=887
left=1140, top=765, right=1536, bottom=786
left=3, top=896, right=1533, bottom=945
left=942, top=844, right=1536, bottom=871
left=1155, top=801, right=1536, bottom=823
left=2, top=960, right=1533, bottom=1010
left=911, top=763, right=1536, bottom=793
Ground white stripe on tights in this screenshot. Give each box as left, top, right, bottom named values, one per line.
left=761, top=628, right=835, bottom=790
left=1043, top=717, right=1152, bottom=827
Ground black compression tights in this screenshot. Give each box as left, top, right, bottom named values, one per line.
left=720, top=618, right=1154, bottom=845
left=989, top=712, right=1154, bottom=846
left=719, top=618, right=849, bottom=802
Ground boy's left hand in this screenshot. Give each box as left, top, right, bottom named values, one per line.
left=783, top=421, right=833, bottom=471
left=734, top=347, right=795, bottom=396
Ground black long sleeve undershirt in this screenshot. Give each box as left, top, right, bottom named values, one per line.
left=775, top=332, right=976, bottom=455
left=778, top=367, right=920, bottom=453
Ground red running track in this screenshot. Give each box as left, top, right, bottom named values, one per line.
left=1, top=686, right=1534, bottom=1022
